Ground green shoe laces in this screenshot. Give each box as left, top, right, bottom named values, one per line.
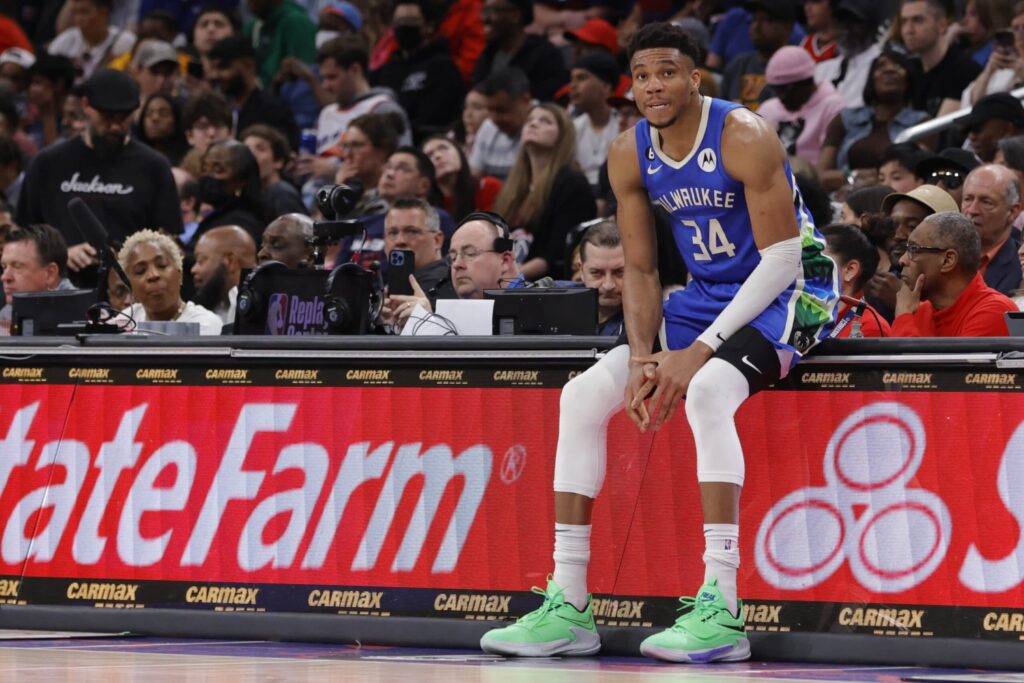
left=671, top=594, right=719, bottom=630
left=518, top=581, right=567, bottom=627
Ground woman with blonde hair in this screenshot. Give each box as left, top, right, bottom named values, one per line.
left=493, top=103, right=595, bottom=279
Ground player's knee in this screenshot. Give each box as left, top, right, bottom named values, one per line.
left=560, top=365, right=619, bottom=420
left=684, top=368, right=726, bottom=427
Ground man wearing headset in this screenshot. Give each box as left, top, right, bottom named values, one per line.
left=385, top=211, right=519, bottom=330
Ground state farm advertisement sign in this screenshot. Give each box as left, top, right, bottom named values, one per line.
left=1, top=371, right=1023, bottom=639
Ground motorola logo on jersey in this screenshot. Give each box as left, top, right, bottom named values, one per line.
left=698, top=149, right=717, bottom=173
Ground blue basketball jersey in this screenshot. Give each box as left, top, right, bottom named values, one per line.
left=635, top=96, right=838, bottom=356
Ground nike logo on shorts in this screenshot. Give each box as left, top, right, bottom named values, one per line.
left=741, top=355, right=762, bottom=375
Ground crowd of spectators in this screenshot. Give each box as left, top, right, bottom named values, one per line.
left=0, top=0, right=1022, bottom=338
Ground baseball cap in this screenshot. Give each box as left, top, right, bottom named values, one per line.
left=765, top=45, right=815, bottom=85
left=0, top=47, right=35, bottom=70
left=832, top=0, right=878, bottom=24
left=881, top=184, right=960, bottom=215
left=958, top=92, right=1024, bottom=132
left=607, top=77, right=635, bottom=107
left=573, top=52, right=621, bottom=88
left=565, top=18, right=619, bottom=55
left=915, top=148, right=981, bottom=179
left=321, top=0, right=363, bottom=31
left=81, top=69, right=140, bottom=113
left=744, top=0, right=796, bottom=23
left=131, top=40, right=179, bottom=70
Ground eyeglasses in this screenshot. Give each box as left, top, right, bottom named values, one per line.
left=338, top=140, right=369, bottom=152
left=926, top=169, right=965, bottom=190
left=447, top=247, right=497, bottom=263
left=905, top=243, right=948, bottom=258
left=385, top=226, right=433, bottom=239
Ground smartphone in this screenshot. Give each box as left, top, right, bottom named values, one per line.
left=994, top=29, right=1015, bottom=49
left=387, top=249, right=416, bottom=296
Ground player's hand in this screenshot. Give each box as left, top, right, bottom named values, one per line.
left=631, top=342, right=715, bottom=431
left=67, top=242, right=98, bottom=272
left=896, top=273, right=925, bottom=317
left=864, top=270, right=901, bottom=311
left=624, top=361, right=654, bottom=430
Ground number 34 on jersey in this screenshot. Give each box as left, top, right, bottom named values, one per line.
left=682, top=218, right=737, bottom=261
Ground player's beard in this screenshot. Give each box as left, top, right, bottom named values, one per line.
left=649, top=114, right=680, bottom=130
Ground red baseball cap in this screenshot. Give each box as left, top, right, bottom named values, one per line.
left=565, top=19, right=619, bottom=55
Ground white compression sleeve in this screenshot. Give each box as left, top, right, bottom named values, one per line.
left=696, top=235, right=802, bottom=351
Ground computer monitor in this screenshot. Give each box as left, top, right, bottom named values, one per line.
left=1006, top=311, right=1024, bottom=336
left=484, top=287, right=597, bottom=335
left=12, top=289, right=96, bottom=336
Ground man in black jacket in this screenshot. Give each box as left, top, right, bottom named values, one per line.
left=372, top=0, right=463, bottom=143
left=16, top=69, right=182, bottom=286
left=472, top=0, right=567, bottom=102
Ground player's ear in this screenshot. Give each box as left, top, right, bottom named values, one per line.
left=690, top=68, right=701, bottom=94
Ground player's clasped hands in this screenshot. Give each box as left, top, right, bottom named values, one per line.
left=627, top=344, right=715, bottom=432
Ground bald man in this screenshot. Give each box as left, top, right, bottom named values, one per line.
left=258, top=213, right=314, bottom=269
left=192, top=225, right=258, bottom=324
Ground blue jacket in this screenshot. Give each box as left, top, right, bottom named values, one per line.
left=836, top=106, right=929, bottom=170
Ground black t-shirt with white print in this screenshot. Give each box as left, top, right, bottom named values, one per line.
left=16, top=135, right=183, bottom=247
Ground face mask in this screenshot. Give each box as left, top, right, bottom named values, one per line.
left=393, top=25, right=423, bottom=52
left=217, top=73, right=248, bottom=99
left=316, top=30, right=341, bottom=49
left=198, top=176, right=233, bottom=208
left=90, top=126, right=127, bottom=161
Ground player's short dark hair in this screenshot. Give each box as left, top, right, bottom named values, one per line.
left=627, top=21, right=705, bottom=67
left=182, top=90, right=232, bottom=131
left=6, top=223, right=69, bottom=279
left=580, top=220, right=621, bottom=262
left=240, top=124, right=290, bottom=162
left=927, top=211, right=981, bottom=274
left=480, top=67, right=531, bottom=99
left=877, top=143, right=929, bottom=174
left=821, top=223, right=880, bottom=291
left=316, top=34, right=369, bottom=72
left=207, top=35, right=256, bottom=64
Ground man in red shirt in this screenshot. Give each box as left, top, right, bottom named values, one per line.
left=893, top=211, right=1016, bottom=337
left=822, top=223, right=891, bottom=337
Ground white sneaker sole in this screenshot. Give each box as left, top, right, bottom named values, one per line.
left=480, top=627, right=601, bottom=657
left=640, top=637, right=750, bottom=663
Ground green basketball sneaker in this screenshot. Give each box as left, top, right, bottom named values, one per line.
left=639, top=580, right=750, bottom=663
left=480, top=576, right=601, bottom=657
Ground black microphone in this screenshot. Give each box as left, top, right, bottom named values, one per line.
left=67, top=196, right=132, bottom=294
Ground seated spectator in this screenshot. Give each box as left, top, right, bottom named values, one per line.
left=757, top=46, right=846, bottom=166
left=961, top=164, right=1023, bottom=296
left=187, top=5, right=240, bottom=93
left=181, top=91, right=233, bottom=175
left=25, top=53, right=76, bottom=149
left=459, top=86, right=490, bottom=158
left=0, top=134, right=24, bottom=214
left=0, top=223, right=73, bottom=324
left=801, top=0, right=838, bottom=62
left=859, top=212, right=899, bottom=278
left=191, top=224, right=257, bottom=324
left=472, top=0, right=567, bottom=102
left=0, top=94, right=36, bottom=161
left=258, top=213, right=314, bottom=267
left=720, top=0, right=795, bottom=110
left=128, top=40, right=180, bottom=101
left=815, top=0, right=883, bottom=109
left=840, top=184, right=894, bottom=223
left=372, top=0, right=464, bottom=143
left=821, top=223, right=892, bottom=337
left=867, top=184, right=962, bottom=316
left=0, top=47, right=34, bottom=97
left=569, top=52, right=621, bottom=190
left=819, top=50, right=927, bottom=190
left=578, top=219, right=624, bottom=336
left=915, top=148, right=981, bottom=207
left=878, top=143, right=929, bottom=194
left=241, top=124, right=306, bottom=219
left=964, top=2, right=1024, bottom=106
left=892, top=211, right=1016, bottom=336
left=118, top=229, right=222, bottom=335
left=385, top=211, right=520, bottom=329
left=242, top=0, right=316, bottom=88
left=332, top=112, right=405, bottom=215
left=48, top=0, right=136, bottom=81
left=423, top=134, right=501, bottom=222
left=995, top=136, right=1024, bottom=234
left=956, top=0, right=1011, bottom=67
left=901, top=0, right=981, bottom=118
left=194, top=139, right=267, bottom=246
left=564, top=18, right=621, bottom=64
left=206, top=35, right=300, bottom=151
left=707, top=2, right=804, bottom=70
left=493, top=103, right=595, bottom=279
left=137, top=93, right=188, bottom=166
left=61, top=92, right=88, bottom=138
left=960, top=93, right=1024, bottom=163
left=471, top=67, right=532, bottom=180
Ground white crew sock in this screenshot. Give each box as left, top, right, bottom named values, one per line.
left=703, top=523, right=740, bottom=617
left=552, top=523, right=591, bottom=611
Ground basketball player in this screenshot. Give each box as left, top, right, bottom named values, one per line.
left=480, top=22, right=839, bottom=663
